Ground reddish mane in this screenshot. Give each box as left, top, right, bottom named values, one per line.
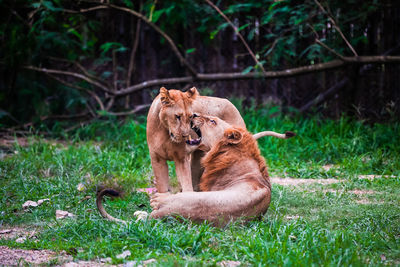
left=199, top=127, right=270, bottom=191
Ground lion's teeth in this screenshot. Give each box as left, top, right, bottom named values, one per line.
left=189, top=135, right=192, bottom=141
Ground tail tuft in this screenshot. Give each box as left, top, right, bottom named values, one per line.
left=101, top=188, right=122, bottom=197
left=285, top=131, right=296, bottom=138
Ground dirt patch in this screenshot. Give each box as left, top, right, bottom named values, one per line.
left=0, top=246, right=68, bottom=265
left=355, top=199, right=384, bottom=205
left=0, top=137, right=31, bottom=148
left=358, top=175, right=397, bottom=180
left=285, top=215, right=300, bottom=220
left=270, top=177, right=339, bottom=186
left=63, top=260, right=111, bottom=267
left=322, top=164, right=338, bottom=171
left=0, top=136, right=71, bottom=160
left=315, top=189, right=376, bottom=195
left=0, top=227, right=38, bottom=242
left=348, top=189, right=375, bottom=195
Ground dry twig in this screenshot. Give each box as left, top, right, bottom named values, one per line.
left=314, top=0, right=358, bottom=56
left=204, top=0, right=267, bottom=76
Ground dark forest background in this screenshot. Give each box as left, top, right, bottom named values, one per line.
left=1, top=0, right=400, bottom=130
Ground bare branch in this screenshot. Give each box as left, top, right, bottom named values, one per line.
left=126, top=14, right=141, bottom=88
left=25, top=65, right=113, bottom=94
left=105, top=104, right=151, bottom=116
left=27, top=55, right=400, bottom=98
left=45, top=73, right=105, bottom=111
left=308, top=24, right=345, bottom=60
left=47, top=57, right=111, bottom=88
left=314, top=0, right=358, bottom=56
left=204, top=0, right=267, bottom=76
left=125, top=13, right=142, bottom=108
left=40, top=112, right=90, bottom=121
left=74, top=61, right=110, bottom=88
left=73, top=4, right=197, bottom=77
left=315, top=39, right=345, bottom=60
left=112, top=50, right=118, bottom=91
left=117, top=77, right=194, bottom=95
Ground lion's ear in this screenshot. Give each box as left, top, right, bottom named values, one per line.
left=186, top=87, right=199, bottom=99
left=224, top=128, right=243, bottom=144
left=160, top=87, right=172, bottom=105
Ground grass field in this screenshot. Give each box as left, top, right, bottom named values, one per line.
left=1, top=105, right=399, bottom=266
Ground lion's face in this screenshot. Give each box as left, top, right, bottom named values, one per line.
left=159, top=87, right=198, bottom=143
left=187, top=115, right=242, bottom=151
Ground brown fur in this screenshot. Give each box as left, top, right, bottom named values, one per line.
left=200, top=127, right=270, bottom=192
left=150, top=116, right=271, bottom=226
left=146, top=87, right=245, bottom=193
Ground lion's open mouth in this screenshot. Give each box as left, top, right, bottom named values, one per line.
left=186, top=123, right=202, bottom=146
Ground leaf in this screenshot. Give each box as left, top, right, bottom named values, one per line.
left=100, top=42, right=126, bottom=55
left=210, top=22, right=229, bottom=40
left=241, top=66, right=253, bottom=74
left=122, top=0, right=134, bottom=8
left=238, top=23, right=250, bottom=32
left=151, top=10, right=165, bottom=23
left=42, top=1, right=62, bottom=12
left=185, top=48, right=196, bottom=54
left=67, top=28, right=82, bottom=41
left=247, top=28, right=256, bottom=41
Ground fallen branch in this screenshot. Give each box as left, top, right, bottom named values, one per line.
left=25, top=55, right=400, bottom=98
left=299, top=78, right=348, bottom=112
left=116, top=55, right=400, bottom=96
left=300, top=47, right=399, bottom=112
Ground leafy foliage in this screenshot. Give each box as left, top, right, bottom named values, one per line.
left=0, top=0, right=393, bottom=126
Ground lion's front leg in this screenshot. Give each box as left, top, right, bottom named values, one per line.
left=150, top=154, right=170, bottom=193
left=175, top=155, right=193, bottom=192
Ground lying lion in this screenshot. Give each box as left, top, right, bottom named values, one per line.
left=150, top=115, right=272, bottom=225
left=146, top=87, right=293, bottom=193
left=98, top=115, right=283, bottom=226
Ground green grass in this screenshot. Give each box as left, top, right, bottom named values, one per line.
left=0, top=105, right=399, bottom=266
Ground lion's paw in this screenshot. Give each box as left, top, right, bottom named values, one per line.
left=150, top=192, right=171, bottom=210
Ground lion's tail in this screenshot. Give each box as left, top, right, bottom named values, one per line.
left=253, top=130, right=296, bottom=140
left=96, top=188, right=127, bottom=224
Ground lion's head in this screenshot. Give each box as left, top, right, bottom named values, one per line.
left=159, top=87, right=199, bottom=143
left=186, top=115, right=244, bottom=151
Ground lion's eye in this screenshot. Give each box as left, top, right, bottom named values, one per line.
left=175, top=115, right=181, bottom=120
left=192, top=114, right=198, bottom=118
left=210, top=119, right=216, bottom=125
